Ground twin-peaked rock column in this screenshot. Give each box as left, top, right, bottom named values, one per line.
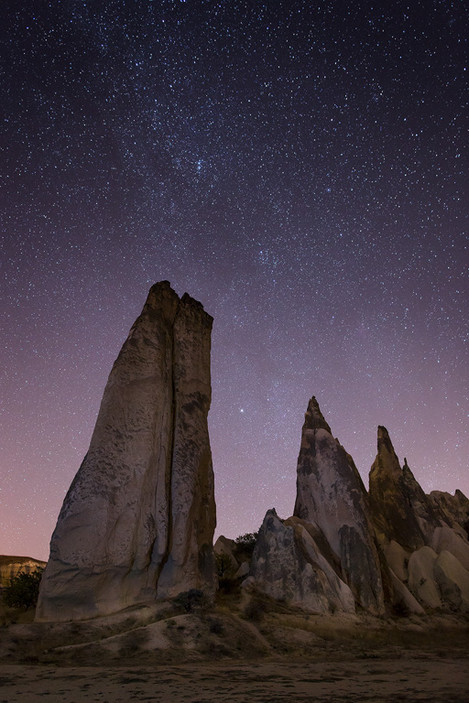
left=36, top=282, right=216, bottom=621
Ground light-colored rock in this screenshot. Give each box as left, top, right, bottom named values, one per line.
left=247, top=509, right=355, bottom=614
left=293, top=397, right=384, bottom=613
left=383, top=541, right=410, bottom=583
left=431, top=525, right=469, bottom=571
left=388, top=568, right=425, bottom=615
left=36, top=282, right=216, bottom=622
left=407, top=546, right=441, bottom=609
left=214, top=536, right=239, bottom=573
left=434, top=550, right=469, bottom=612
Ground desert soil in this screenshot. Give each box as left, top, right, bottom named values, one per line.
left=0, top=656, right=468, bottom=703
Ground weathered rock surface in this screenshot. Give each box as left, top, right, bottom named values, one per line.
left=245, top=402, right=468, bottom=616
left=428, top=490, right=469, bottom=540
left=407, top=546, right=442, bottom=609
left=214, top=536, right=251, bottom=580
left=388, top=569, right=425, bottom=615
left=36, top=282, right=216, bottom=622
left=246, top=509, right=355, bottom=614
left=293, top=398, right=384, bottom=613
left=369, top=428, right=439, bottom=550
left=434, top=550, right=469, bottom=612
left=369, top=427, right=469, bottom=613
left=431, top=525, right=469, bottom=571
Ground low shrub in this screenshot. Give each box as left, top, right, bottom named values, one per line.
left=173, top=588, right=208, bottom=613
left=2, top=568, right=44, bottom=610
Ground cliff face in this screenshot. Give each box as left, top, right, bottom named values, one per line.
left=36, top=282, right=216, bottom=622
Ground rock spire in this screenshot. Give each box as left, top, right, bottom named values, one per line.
left=293, top=397, right=384, bottom=613
left=36, top=282, right=216, bottom=622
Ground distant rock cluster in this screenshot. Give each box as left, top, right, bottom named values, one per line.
left=35, top=283, right=469, bottom=621
left=240, top=398, right=469, bottom=615
left=0, top=556, right=46, bottom=591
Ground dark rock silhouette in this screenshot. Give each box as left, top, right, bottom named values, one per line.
left=369, top=427, right=439, bottom=551
left=36, top=282, right=216, bottom=622
left=428, top=489, right=469, bottom=540
left=368, top=427, right=469, bottom=613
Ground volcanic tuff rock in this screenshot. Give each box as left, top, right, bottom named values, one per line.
left=247, top=398, right=384, bottom=614
left=293, top=397, right=384, bottom=613
left=369, top=427, right=439, bottom=551
left=214, top=536, right=251, bottom=580
left=246, top=400, right=469, bottom=616
left=369, top=427, right=469, bottom=613
left=36, top=282, right=216, bottom=622
left=428, top=489, right=469, bottom=540
left=246, top=510, right=355, bottom=613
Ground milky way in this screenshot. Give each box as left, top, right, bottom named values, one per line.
left=1, top=1, right=467, bottom=560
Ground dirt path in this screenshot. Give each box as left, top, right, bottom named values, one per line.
left=1, top=656, right=468, bottom=702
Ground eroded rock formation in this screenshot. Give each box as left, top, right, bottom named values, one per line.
left=246, top=399, right=469, bottom=616
left=36, top=282, right=216, bottom=622
left=293, top=397, right=384, bottom=613
left=246, top=509, right=355, bottom=613
left=248, top=397, right=384, bottom=614
left=369, top=427, right=469, bottom=613
left=369, top=427, right=439, bottom=550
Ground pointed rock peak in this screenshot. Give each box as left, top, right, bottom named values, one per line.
left=377, top=425, right=395, bottom=453
left=303, top=396, right=332, bottom=434
left=374, top=426, right=401, bottom=473
left=265, top=507, right=279, bottom=519
left=402, top=457, right=419, bottom=484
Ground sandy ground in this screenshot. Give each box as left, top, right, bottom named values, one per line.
left=0, top=657, right=468, bottom=703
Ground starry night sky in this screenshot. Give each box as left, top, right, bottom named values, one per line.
left=1, top=1, right=468, bottom=561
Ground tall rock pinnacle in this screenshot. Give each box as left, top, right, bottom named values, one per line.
left=36, top=282, right=216, bottom=621
left=294, top=397, right=384, bottom=613
left=369, top=426, right=437, bottom=550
